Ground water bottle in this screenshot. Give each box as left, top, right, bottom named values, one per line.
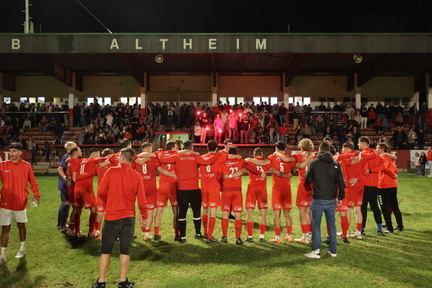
left=31, top=200, right=38, bottom=208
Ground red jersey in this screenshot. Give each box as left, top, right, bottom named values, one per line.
left=338, top=151, right=366, bottom=187
left=96, top=162, right=112, bottom=185
left=156, top=150, right=177, bottom=185
left=267, top=153, right=295, bottom=188
left=107, top=152, right=121, bottom=166
left=218, top=158, right=261, bottom=192
left=159, top=152, right=221, bottom=190
left=132, top=157, right=160, bottom=191
left=98, top=163, right=146, bottom=221
left=0, top=159, right=39, bottom=211
left=361, top=148, right=381, bottom=187
left=427, top=151, right=432, bottom=161
left=247, top=158, right=271, bottom=188
left=372, top=155, right=398, bottom=189
left=200, top=152, right=228, bottom=189
left=68, top=158, right=100, bottom=192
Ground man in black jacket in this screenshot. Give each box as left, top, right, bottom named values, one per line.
left=304, top=142, right=345, bottom=259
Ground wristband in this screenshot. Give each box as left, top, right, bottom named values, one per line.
left=229, top=174, right=233, bottom=178
left=63, top=176, right=67, bottom=180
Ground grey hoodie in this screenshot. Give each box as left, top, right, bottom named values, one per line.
left=305, top=151, right=345, bottom=200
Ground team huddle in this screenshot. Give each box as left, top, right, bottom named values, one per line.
left=57, top=135, right=403, bottom=248
left=0, top=136, right=404, bottom=286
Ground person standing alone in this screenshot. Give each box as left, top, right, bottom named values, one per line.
left=92, top=148, right=147, bottom=288
left=0, top=142, right=40, bottom=265
left=304, top=142, right=345, bottom=259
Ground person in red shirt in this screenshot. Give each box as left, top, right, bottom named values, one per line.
left=65, top=146, right=82, bottom=236
left=133, top=142, right=176, bottom=241
left=154, top=141, right=179, bottom=241
left=372, top=143, right=404, bottom=233
left=93, top=148, right=146, bottom=288
left=336, top=142, right=364, bottom=241
left=0, top=142, right=40, bottom=265
left=244, top=147, right=271, bottom=243
left=218, top=146, right=265, bottom=245
left=292, top=138, right=315, bottom=243
left=246, top=141, right=297, bottom=243
left=158, top=140, right=221, bottom=243
left=67, top=148, right=103, bottom=238
left=427, top=146, right=432, bottom=177
left=94, top=148, right=115, bottom=240
left=199, top=140, right=229, bottom=243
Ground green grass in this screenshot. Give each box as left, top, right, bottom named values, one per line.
left=0, top=173, right=431, bottom=288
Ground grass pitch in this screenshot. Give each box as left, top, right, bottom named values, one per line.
left=0, top=173, right=431, bottom=288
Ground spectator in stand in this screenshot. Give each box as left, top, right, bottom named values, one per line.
left=394, top=112, right=404, bottom=127
left=193, top=121, right=201, bottom=143
left=278, top=103, right=287, bottom=125
left=410, top=103, right=418, bottom=126
left=228, top=112, right=238, bottom=143
left=278, top=122, right=290, bottom=143
left=266, top=114, right=278, bottom=144
left=367, top=105, right=376, bottom=129
left=214, top=113, right=224, bottom=144
left=307, top=115, right=316, bottom=137
left=407, top=128, right=417, bottom=149
left=392, top=126, right=408, bottom=149
left=38, top=115, right=49, bottom=132
left=198, top=112, right=209, bottom=144
left=374, top=117, right=383, bottom=133
left=381, top=117, right=391, bottom=133
left=238, top=114, right=251, bottom=144
left=376, top=102, right=385, bottom=121
left=419, top=152, right=427, bottom=176
left=416, top=129, right=425, bottom=149
left=43, top=141, right=51, bottom=161
left=22, top=117, right=32, bottom=132
left=360, top=104, right=368, bottom=129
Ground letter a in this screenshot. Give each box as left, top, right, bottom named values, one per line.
left=110, top=38, right=119, bottom=50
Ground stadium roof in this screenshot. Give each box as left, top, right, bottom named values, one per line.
left=1, top=33, right=431, bottom=88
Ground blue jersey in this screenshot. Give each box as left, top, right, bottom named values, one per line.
left=57, top=153, right=70, bottom=190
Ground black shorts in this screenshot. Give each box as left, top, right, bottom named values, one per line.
left=100, top=217, right=135, bottom=255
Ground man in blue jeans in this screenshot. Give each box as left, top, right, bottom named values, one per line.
left=304, top=142, right=345, bottom=259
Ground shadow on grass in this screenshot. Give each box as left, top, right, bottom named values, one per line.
left=0, top=258, right=46, bottom=288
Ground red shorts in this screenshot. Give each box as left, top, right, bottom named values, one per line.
left=145, top=187, right=157, bottom=210
left=74, top=186, right=96, bottom=209
left=272, top=187, right=292, bottom=210
left=96, top=194, right=105, bottom=212
left=67, top=183, right=75, bottom=204
left=348, top=185, right=364, bottom=207
left=156, top=182, right=178, bottom=208
left=221, top=191, right=243, bottom=213
left=245, top=185, right=268, bottom=210
left=296, top=183, right=312, bottom=207
left=336, top=197, right=349, bottom=212
left=201, top=186, right=220, bottom=208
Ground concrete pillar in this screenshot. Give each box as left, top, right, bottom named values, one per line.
left=68, top=92, right=74, bottom=127
left=428, top=88, right=432, bottom=109
left=140, top=90, right=147, bottom=121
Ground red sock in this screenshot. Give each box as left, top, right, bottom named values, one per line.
left=144, top=228, right=150, bottom=233
left=222, top=218, right=229, bottom=237
left=173, top=225, right=179, bottom=236
left=340, top=216, right=349, bottom=238
left=246, top=222, right=253, bottom=237
left=286, top=225, right=292, bottom=235
left=275, top=227, right=281, bottom=237
left=94, top=221, right=101, bottom=231
left=208, top=217, right=216, bottom=239
left=308, top=224, right=312, bottom=233
left=154, top=226, right=160, bottom=236
left=235, top=220, right=242, bottom=238
left=74, top=213, right=81, bottom=233
left=356, top=223, right=362, bottom=231
left=89, top=212, right=97, bottom=234
left=141, top=226, right=146, bottom=233
left=202, top=215, right=208, bottom=234
left=301, top=224, right=309, bottom=234
left=260, top=224, right=266, bottom=235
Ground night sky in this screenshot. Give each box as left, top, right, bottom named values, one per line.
left=1, top=0, right=432, bottom=33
